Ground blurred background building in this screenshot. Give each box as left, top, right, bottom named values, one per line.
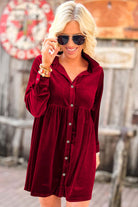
left=0, top=0, right=138, bottom=181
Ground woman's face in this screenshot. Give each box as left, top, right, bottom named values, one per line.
left=58, top=20, right=85, bottom=60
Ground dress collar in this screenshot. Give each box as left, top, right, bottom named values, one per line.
left=51, top=50, right=99, bottom=83
left=52, top=50, right=99, bottom=71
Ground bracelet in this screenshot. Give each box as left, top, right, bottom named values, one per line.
left=40, top=64, right=52, bottom=72
left=38, top=63, right=52, bottom=77
left=38, top=68, right=51, bottom=77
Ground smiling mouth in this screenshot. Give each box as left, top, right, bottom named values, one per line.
left=66, top=47, right=78, bottom=52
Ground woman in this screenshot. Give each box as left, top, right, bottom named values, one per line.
left=24, top=1, right=104, bottom=207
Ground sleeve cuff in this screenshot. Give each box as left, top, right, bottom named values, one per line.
left=33, top=72, right=50, bottom=96
left=35, top=72, right=50, bottom=85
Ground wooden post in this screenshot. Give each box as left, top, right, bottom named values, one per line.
left=12, top=128, right=23, bottom=158
left=108, top=127, right=132, bottom=207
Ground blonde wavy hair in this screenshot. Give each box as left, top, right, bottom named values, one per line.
left=48, top=1, right=97, bottom=58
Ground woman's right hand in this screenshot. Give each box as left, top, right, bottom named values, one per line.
left=41, top=37, right=60, bottom=67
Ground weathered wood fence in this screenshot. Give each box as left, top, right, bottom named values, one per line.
left=0, top=3, right=138, bottom=207
left=0, top=0, right=138, bottom=176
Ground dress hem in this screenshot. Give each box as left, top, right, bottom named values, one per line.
left=24, top=188, right=92, bottom=202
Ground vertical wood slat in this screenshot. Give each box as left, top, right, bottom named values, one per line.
left=9, top=58, right=28, bottom=118
left=119, top=70, right=130, bottom=126
left=133, top=46, right=138, bottom=109
left=109, top=69, right=129, bottom=126
left=0, top=47, right=10, bottom=116
left=125, top=69, right=135, bottom=126
left=127, top=47, right=138, bottom=175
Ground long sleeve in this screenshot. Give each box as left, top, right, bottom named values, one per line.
left=24, top=55, right=50, bottom=117
left=91, top=68, right=104, bottom=152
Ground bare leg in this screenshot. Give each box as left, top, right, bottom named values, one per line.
left=66, top=199, right=91, bottom=207
left=39, top=195, right=61, bottom=207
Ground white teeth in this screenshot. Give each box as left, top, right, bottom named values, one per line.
left=67, top=48, right=76, bottom=51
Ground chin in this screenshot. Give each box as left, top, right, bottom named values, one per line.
left=64, top=50, right=82, bottom=59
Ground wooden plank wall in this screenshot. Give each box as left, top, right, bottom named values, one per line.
left=96, top=40, right=138, bottom=176
left=0, top=0, right=138, bottom=176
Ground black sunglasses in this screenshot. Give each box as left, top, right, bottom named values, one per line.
left=57, top=34, right=86, bottom=45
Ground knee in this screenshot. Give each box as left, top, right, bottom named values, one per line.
left=66, top=199, right=91, bottom=207
left=39, top=195, right=61, bottom=207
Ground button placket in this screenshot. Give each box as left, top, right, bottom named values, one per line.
left=59, top=83, right=75, bottom=185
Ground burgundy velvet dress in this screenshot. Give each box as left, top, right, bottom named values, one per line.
left=24, top=51, right=104, bottom=202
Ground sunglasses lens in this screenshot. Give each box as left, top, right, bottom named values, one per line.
left=73, top=35, right=85, bottom=45
left=57, top=35, right=69, bottom=45
left=57, top=35, right=85, bottom=45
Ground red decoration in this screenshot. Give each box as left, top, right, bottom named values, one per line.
left=0, top=0, right=54, bottom=59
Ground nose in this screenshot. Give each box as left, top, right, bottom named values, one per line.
left=67, top=36, right=75, bottom=46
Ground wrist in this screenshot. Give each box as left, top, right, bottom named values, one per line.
left=41, top=63, right=51, bottom=68
left=38, top=63, right=52, bottom=78
left=38, top=68, right=51, bottom=77
left=40, top=64, right=52, bottom=72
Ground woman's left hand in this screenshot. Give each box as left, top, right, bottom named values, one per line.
left=96, top=153, right=100, bottom=169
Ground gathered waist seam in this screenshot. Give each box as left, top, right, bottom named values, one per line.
left=47, top=103, right=91, bottom=111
